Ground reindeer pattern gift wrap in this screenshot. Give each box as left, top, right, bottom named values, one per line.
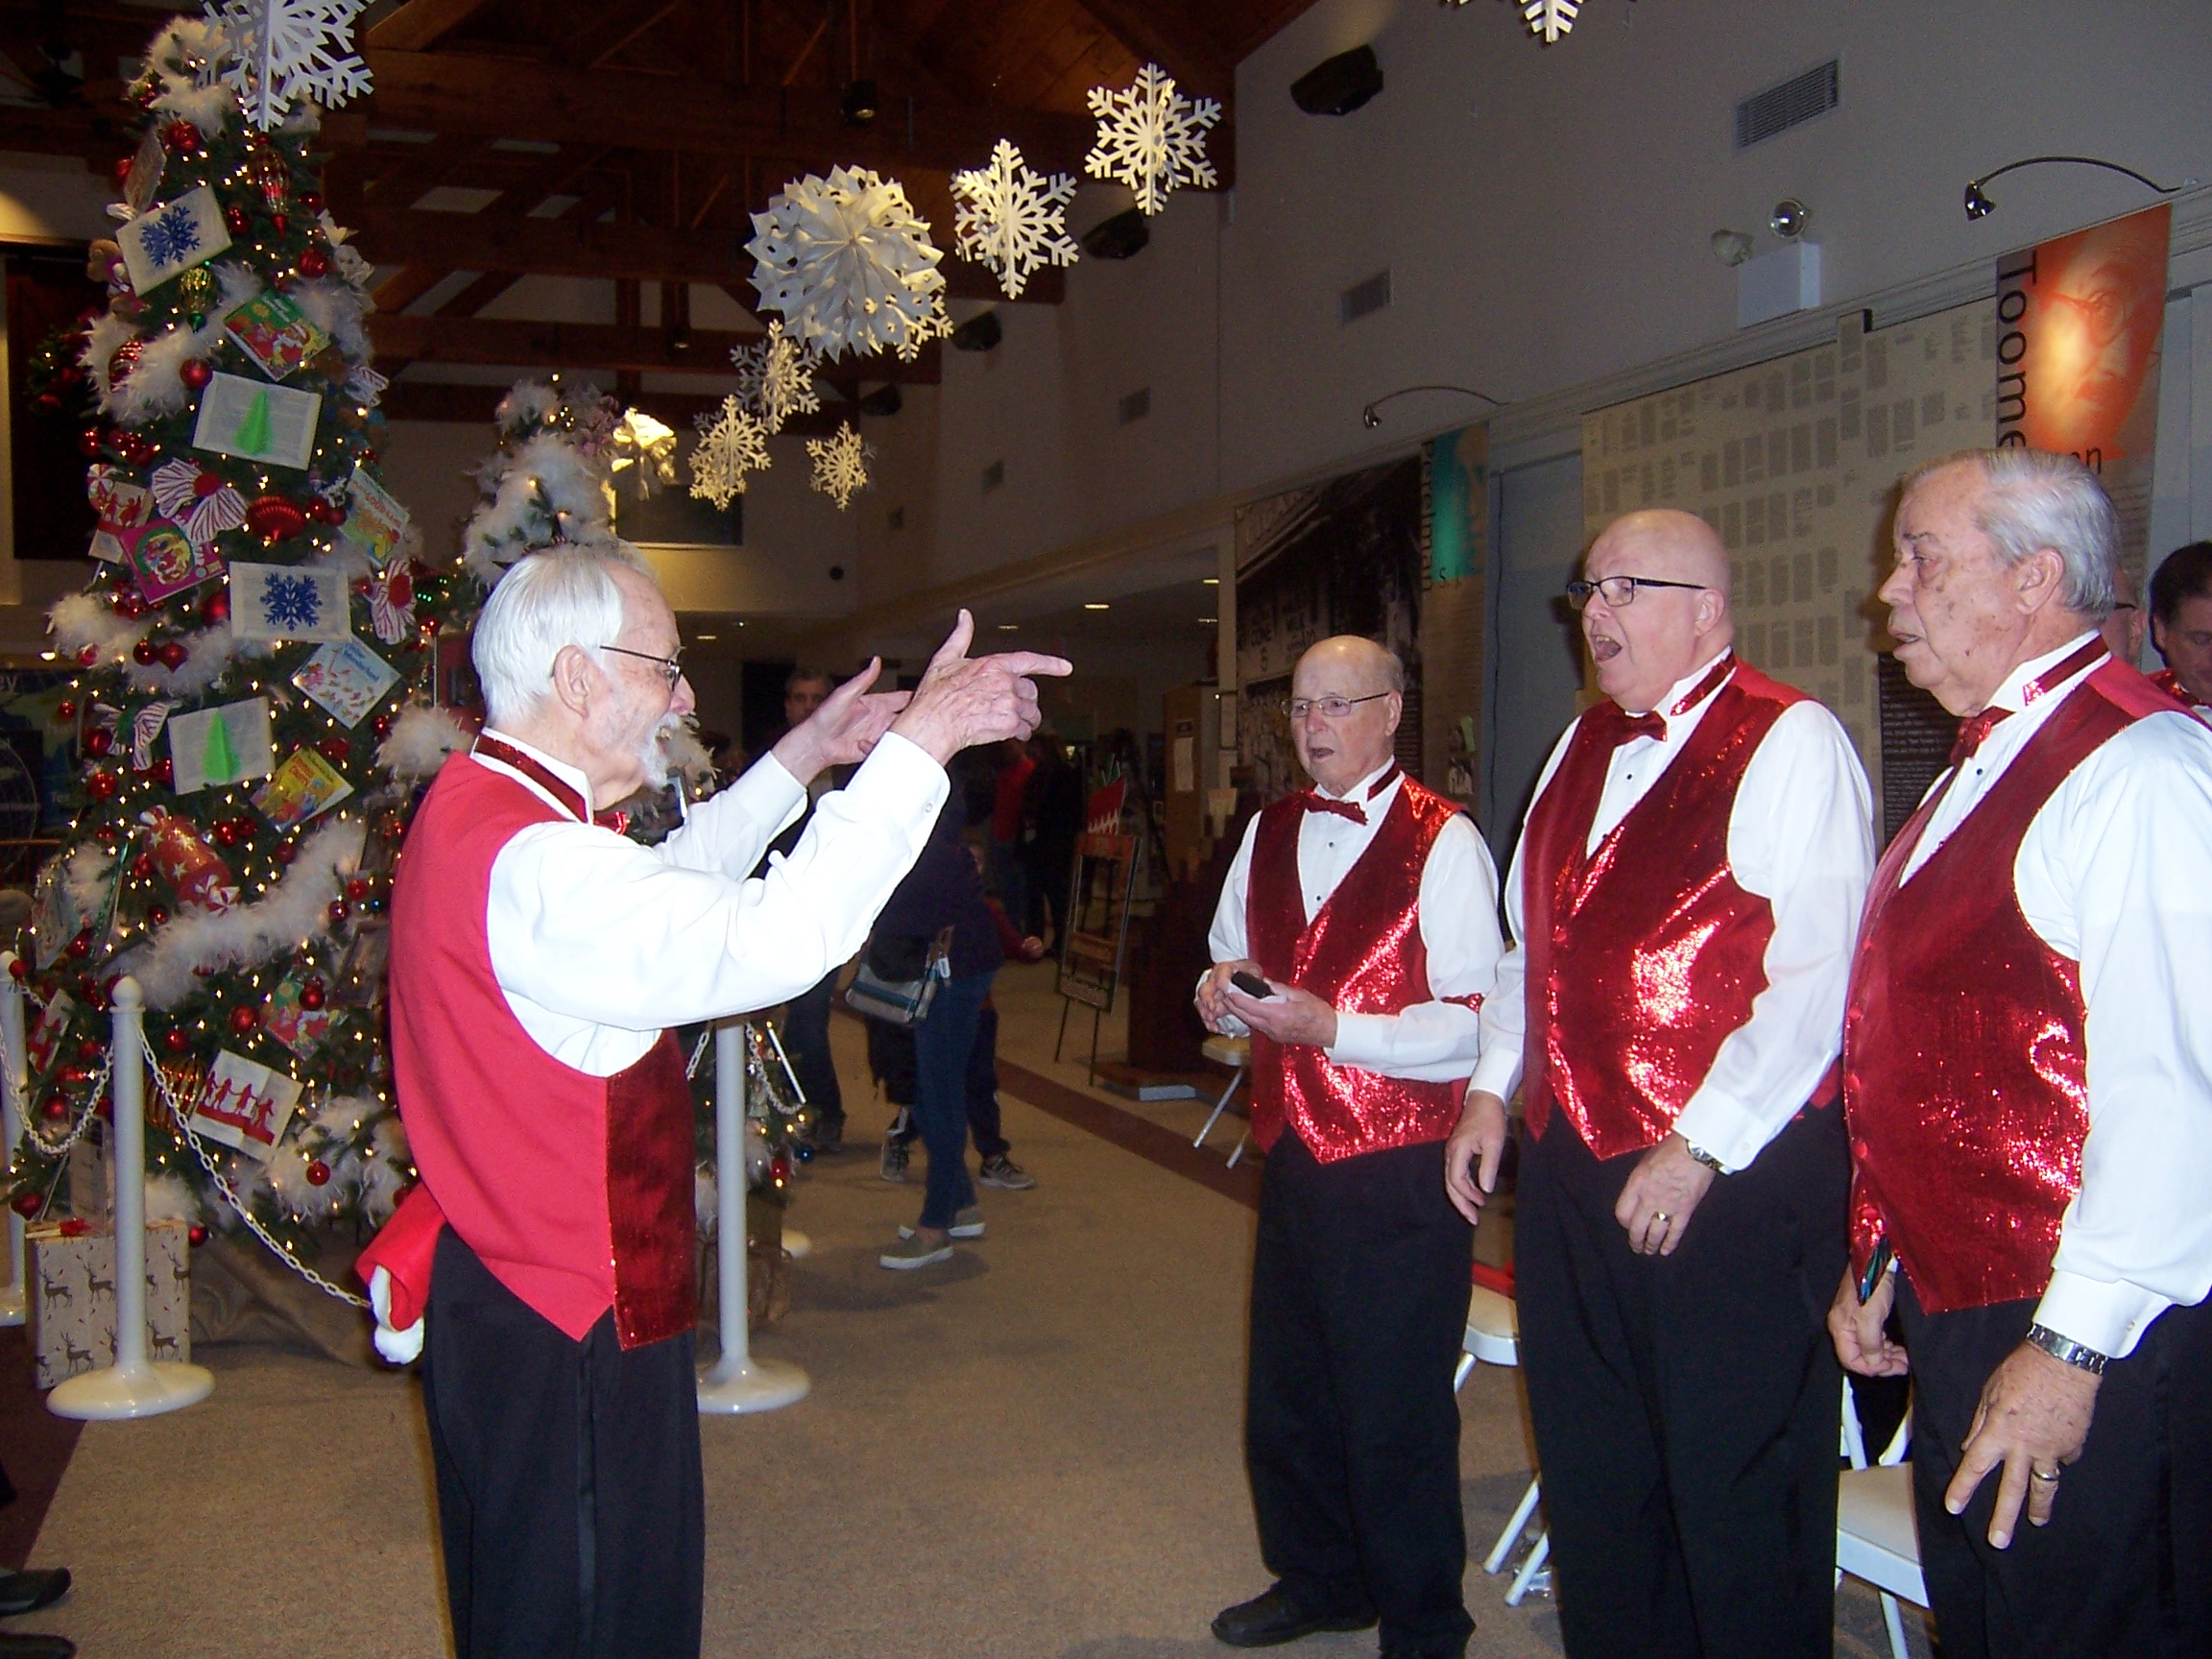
left=26, top=1217, right=192, bottom=1388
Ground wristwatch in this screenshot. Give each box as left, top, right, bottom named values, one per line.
left=2024, top=1322, right=2109, bottom=1377
left=1683, top=1141, right=1727, bottom=1173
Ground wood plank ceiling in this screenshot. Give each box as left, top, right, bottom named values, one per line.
left=0, top=0, right=1318, bottom=424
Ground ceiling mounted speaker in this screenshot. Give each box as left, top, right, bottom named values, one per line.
left=1291, top=44, right=1382, bottom=116
left=856, top=384, right=902, bottom=417
left=951, top=310, right=1002, bottom=352
left=1080, top=207, right=1149, bottom=260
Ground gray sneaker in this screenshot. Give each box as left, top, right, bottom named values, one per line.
left=879, top=1135, right=909, bottom=1184
left=879, top=1232, right=953, bottom=1270
left=977, top=1155, right=1035, bottom=1190
left=900, top=1206, right=984, bottom=1240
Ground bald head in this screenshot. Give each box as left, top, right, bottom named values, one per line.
left=1580, top=510, right=1734, bottom=713
left=1288, top=636, right=1405, bottom=795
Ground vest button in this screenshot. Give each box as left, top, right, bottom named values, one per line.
left=1851, top=1138, right=1869, bottom=1160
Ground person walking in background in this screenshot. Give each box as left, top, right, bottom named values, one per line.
left=984, top=736, right=1035, bottom=938
left=1022, top=733, right=1083, bottom=945
left=2148, top=540, right=2212, bottom=713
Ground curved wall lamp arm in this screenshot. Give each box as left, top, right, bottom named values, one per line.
left=1360, top=384, right=1507, bottom=429
left=1962, top=155, right=2192, bottom=221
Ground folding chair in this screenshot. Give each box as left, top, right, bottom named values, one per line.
left=1193, top=1035, right=1252, bottom=1166
left=1838, top=1394, right=1925, bottom=1659
left=1453, top=1269, right=1550, bottom=1606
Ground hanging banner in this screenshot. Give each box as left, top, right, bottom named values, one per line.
left=1994, top=202, right=2170, bottom=588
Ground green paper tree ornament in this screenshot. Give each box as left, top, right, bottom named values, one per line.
left=202, top=708, right=241, bottom=781
left=234, top=388, right=274, bottom=456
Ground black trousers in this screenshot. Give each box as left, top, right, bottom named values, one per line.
left=1515, top=1105, right=1849, bottom=1659
left=1897, top=1278, right=2212, bottom=1659
left=422, top=1229, right=705, bottom=1659
left=1246, top=1132, right=1476, bottom=1658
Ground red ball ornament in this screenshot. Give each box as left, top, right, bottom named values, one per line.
left=187, top=1223, right=209, bottom=1246
left=164, top=120, right=202, bottom=153
left=113, top=589, right=148, bottom=619
left=328, top=899, right=349, bottom=925
left=309, top=497, right=345, bottom=525
left=5, top=958, right=23, bottom=982
left=84, top=727, right=113, bottom=757
left=65, top=930, right=91, bottom=960
left=131, top=853, right=155, bottom=879
left=304, top=1159, right=331, bottom=1187
left=299, top=977, right=326, bottom=1012
left=78, top=426, right=105, bottom=458
left=38, top=1092, right=67, bottom=1122
left=54, top=699, right=76, bottom=722
left=300, top=190, right=324, bottom=214
left=147, top=902, right=170, bottom=926
left=319, top=735, right=350, bottom=764
left=244, top=493, right=306, bottom=543
left=77, top=644, right=100, bottom=668
left=163, top=1026, right=190, bottom=1053
left=110, top=155, right=134, bottom=189
left=132, top=638, right=156, bottom=665
left=273, top=841, right=298, bottom=867
left=156, top=640, right=189, bottom=671
left=108, top=338, right=144, bottom=386
left=224, top=204, right=250, bottom=236
left=153, top=757, right=175, bottom=787
left=211, top=820, right=238, bottom=849
left=228, top=1003, right=258, bottom=1036
left=84, top=769, right=117, bottom=802
left=180, top=358, right=213, bottom=392
left=344, top=877, right=371, bottom=903
left=297, top=247, right=329, bottom=280
left=76, top=1038, right=102, bottom=1063
left=11, top=1190, right=40, bottom=1217
left=201, top=588, right=229, bottom=626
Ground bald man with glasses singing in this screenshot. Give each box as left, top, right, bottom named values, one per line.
left=1448, top=510, right=1873, bottom=1659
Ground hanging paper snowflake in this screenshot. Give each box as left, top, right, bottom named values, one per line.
left=894, top=295, right=954, bottom=365
left=1509, top=0, right=1579, bottom=43
left=149, top=458, right=246, bottom=547
left=746, top=166, right=948, bottom=363
left=805, top=421, right=872, bottom=512
left=952, top=139, right=1080, bottom=300
left=205, top=0, right=373, bottom=131
left=1085, top=62, right=1220, bottom=216
left=730, top=321, right=820, bottom=435
left=689, top=397, right=772, bottom=511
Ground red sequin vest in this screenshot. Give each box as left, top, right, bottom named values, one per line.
left=1521, top=663, right=1824, bottom=1160
left=1843, top=662, right=2173, bottom=1313
left=384, top=752, right=697, bottom=1348
left=1245, top=777, right=1468, bottom=1163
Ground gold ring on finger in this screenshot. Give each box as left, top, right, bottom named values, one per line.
left=2030, top=1466, right=2060, bottom=1483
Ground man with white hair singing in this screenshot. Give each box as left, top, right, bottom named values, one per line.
left=1451, top=509, right=1873, bottom=1659
left=356, top=543, right=1067, bottom=1659
left=1833, top=448, right=2212, bottom=1657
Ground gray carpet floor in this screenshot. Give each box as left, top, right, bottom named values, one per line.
left=21, top=962, right=1927, bottom=1657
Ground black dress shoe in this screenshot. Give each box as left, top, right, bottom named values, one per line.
left=1211, top=1584, right=1378, bottom=1648
left=0, top=1573, right=66, bottom=1619
left=0, top=1635, right=74, bottom=1658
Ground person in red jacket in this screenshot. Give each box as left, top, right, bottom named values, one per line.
left=359, top=543, right=1065, bottom=1659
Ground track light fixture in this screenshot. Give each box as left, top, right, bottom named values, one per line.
left=840, top=77, right=878, bottom=126
left=1360, top=384, right=1505, bottom=430
left=1961, top=155, right=2190, bottom=221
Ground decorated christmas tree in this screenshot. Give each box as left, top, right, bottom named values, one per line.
left=1, top=12, right=466, bottom=1292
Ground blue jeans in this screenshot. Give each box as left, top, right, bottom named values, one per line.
left=912, top=971, right=991, bottom=1230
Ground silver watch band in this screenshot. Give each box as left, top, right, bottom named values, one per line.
left=1683, top=1142, right=1726, bottom=1173
left=2025, top=1322, right=2109, bottom=1376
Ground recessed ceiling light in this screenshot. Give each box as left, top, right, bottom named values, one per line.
left=1198, top=617, right=1217, bottom=624
left=1202, top=577, right=1219, bottom=586
left=997, top=623, right=1020, bottom=631
left=1083, top=602, right=1110, bottom=611
left=695, top=633, right=718, bottom=640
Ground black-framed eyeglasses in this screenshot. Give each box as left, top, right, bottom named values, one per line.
left=1284, top=691, right=1392, bottom=722
left=1564, top=575, right=1711, bottom=611
left=601, top=644, right=685, bottom=688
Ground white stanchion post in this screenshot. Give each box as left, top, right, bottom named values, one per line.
left=697, top=1020, right=807, bottom=1413
left=0, top=951, right=26, bottom=1327
left=48, top=977, right=213, bottom=1420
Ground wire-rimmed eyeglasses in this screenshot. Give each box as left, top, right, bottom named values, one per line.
left=1564, top=576, right=1710, bottom=612
left=602, top=644, right=685, bottom=687
left=1284, top=691, right=1392, bottom=722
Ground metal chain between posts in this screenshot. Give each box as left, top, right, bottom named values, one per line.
left=21, top=1051, right=114, bottom=1163
left=144, top=1052, right=371, bottom=1310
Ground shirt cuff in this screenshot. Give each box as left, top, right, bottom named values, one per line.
left=2032, top=1270, right=2173, bottom=1360
left=730, top=750, right=805, bottom=834
left=1325, top=1012, right=1392, bottom=1070
left=1467, top=1044, right=1522, bottom=1106
left=1670, top=1087, right=1783, bottom=1175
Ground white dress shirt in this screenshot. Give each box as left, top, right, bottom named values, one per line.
left=1889, top=633, right=2212, bottom=1358
left=1470, top=655, right=1875, bottom=1173
left=1205, top=760, right=1504, bottom=1081
left=477, top=729, right=948, bottom=1077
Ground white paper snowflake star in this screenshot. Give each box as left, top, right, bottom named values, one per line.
left=894, top=295, right=953, bottom=364
left=1085, top=62, right=1220, bottom=217
left=805, top=422, right=872, bottom=512
left=730, top=321, right=821, bottom=435
left=952, top=139, right=1080, bottom=299
left=1511, top=0, right=1580, bottom=43
left=746, top=166, right=948, bottom=363
left=688, top=397, right=772, bottom=511
left=204, top=0, right=373, bottom=130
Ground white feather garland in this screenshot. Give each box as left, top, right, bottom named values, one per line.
left=50, top=591, right=151, bottom=665
left=111, top=815, right=364, bottom=1008
left=463, top=428, right=618, bottom=585
left=142, top=17, right=240, bottom=132
left=62, top=845, right=116, bottom=920
left=376, top=704, right=471, bottom=781
left=288, top=276, right=370, bottom=361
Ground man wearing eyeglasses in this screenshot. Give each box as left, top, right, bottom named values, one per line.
left=1197, top=635, right=1503, bottom=1659
left=357, top=544, right=1068, bottom=1659
left=1447, top=509, right=1872, bottom=1659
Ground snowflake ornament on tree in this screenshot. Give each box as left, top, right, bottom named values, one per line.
left=952, top=139, right=1080, bottom=300
left=205, top=0, right=373, bottom=130
left=805, top=421, right=872, bottom=512
left=1085, top=62, right=1220, bottom=216
left=729, top=321, right=820, bottom=435
left=689, top=397, right=772, bottom=511
left=746, top=166, right=948, bottom=363
left=136, top=200, right=206, bottom=268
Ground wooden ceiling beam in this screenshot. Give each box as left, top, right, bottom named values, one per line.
left=340, top=48, right=1096, bottom=176
left=1072, top=0, right=1233, bottom=101
left=367, top=312, right=945, bottom=382
left=364, top=0, right=502, bottom=53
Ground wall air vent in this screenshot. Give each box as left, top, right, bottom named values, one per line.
left=1734, top=59, right=1839, bottom=151
left=1118, top=386, right=1151, bottom=424
left=1339, top=269, right=1391, bottom=325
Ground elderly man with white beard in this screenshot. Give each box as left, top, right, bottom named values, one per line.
left=1449, top=510, right=1873, bottom=1659
left=355, top=543, right=1068, bottom=1659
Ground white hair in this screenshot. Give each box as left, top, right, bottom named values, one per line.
left=1907, top=447, right=2119, bottom=621
left=471, top=542, right=658, bottom=728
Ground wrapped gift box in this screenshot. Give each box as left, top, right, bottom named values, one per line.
left=26, top=1219, right=191, bottom=1389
